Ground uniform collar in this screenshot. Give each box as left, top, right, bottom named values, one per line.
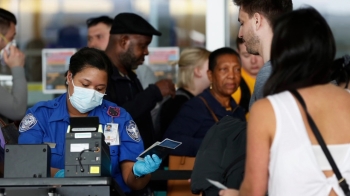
left=88, top=102, right=109, bottom=117
left=49, top=93, right=70, bottom=123
left=49, top=93, right=110, bottom=123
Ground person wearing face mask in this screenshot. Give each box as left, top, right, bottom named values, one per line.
left=0, top=8, right=27, bottom=122
left=18, top=47, right=162, bottom=194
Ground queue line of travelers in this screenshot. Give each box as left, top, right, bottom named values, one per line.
left=1, top=1, right=350, bottom=195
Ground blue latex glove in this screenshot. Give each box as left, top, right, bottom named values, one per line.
left=133, top=154, right=162, bottom=177
left=54, top=169, right=64, bottom=178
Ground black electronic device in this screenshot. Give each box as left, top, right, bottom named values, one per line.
left=69, top=116, right=99, bottom=132
left=65, top=132, right=111, bottom=177
left=65, top=116, right=110, bottom=177
left=4, top=144, right=51, bottom=178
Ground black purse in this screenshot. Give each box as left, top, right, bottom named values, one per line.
left=0, top=117, right=19, bottom=145
left=290, top=89, right=350, bottom=196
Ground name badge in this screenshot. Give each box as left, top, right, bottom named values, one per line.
left=104, top=123, right=120, bottom=146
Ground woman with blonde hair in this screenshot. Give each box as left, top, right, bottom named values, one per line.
left=156, top=47, right=210, bottom=139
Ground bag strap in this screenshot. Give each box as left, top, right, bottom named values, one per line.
left=289, top=89, right=350, bottom=195
left=199, top=96, right=219, bottom=122
left=0, top=117, right=6, bottom=128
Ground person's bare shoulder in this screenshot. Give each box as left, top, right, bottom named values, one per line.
left=249, top=98, right=276, bottom=141
left=250, top=98, right=274, bottom=118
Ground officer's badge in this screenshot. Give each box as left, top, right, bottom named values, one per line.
left=107, top=106, right=120, bottom=117
left=126, top=120, right=140, bottom=142
left=19, top=113, right=37, bottom=132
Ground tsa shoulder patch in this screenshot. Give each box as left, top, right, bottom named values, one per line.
left=19, top=113, right=37, bottom=132
left=125, top=120, right=140, bottom=142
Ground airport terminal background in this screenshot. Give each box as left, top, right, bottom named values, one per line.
left=0, top=0, right=349, bottom=106
left=0, top=0, right=350, bottom=106
left=0, top=1, right=349, bottom=196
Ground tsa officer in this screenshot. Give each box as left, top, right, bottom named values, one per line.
left=18, top=47, right=161, bottom=193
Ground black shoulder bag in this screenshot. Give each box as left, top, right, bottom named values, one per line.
left=289, top=89, right=350, bottom=195
left=0, top=118, right=19, bottom=145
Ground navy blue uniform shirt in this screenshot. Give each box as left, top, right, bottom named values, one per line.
left=18, top=93, right=144, bottom=193
left=164, top=88, right=245, bottom=156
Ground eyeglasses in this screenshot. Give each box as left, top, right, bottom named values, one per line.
left=0, top=33, right=9, bottom=44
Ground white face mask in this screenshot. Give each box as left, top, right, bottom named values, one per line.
left=0, top=39, right=16, bottom=66
left=68, top=79, right=106, bottom=114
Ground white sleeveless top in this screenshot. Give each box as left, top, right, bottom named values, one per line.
left=267, top=91, right=350, bottom=196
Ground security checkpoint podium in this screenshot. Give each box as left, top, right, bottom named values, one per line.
left=0, top=117, right=127, bottom=196
left=0, top=177, right=126, bottom=196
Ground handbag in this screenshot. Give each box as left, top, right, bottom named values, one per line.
left=199, top=96, right=219, bottom=122
left=290, top=89, right=350, bottom=195
left=0, top=117, right=19, bottom=178
left=167, top=156, right=196, bottom=196
left=167, top=97, right=220, bottom=196
left=0, top=117, right=19, bottom=146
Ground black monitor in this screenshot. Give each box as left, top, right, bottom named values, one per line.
left=69, top=116, right=99, bottom=133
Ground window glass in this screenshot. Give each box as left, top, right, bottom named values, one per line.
left=0, top=0, right=207, bottom=105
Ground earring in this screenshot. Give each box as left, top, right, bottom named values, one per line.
left=66, top=81, right=68, bottom=85
left=210, top=83, right=212, bottom=89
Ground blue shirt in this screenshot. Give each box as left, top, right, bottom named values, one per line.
left=18, top=93, right=144, bottom=193
left=163, top=88, right=245, bottom=156
left=249, top=60, right=272, bottom=109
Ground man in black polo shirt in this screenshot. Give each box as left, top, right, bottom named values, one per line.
left=105, top=13, right=175, bottom=149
